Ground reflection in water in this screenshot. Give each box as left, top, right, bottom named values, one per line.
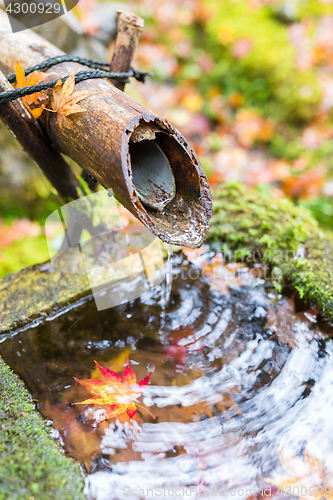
left=0, top=253, right=333, bottom=500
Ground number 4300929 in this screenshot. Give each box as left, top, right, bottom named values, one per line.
left=6, top=2, right=62, bottom=14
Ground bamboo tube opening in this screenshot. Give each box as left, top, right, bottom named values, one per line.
left=124, top=119, right=207, bottom=247
left=130, top=140, right=176, bottom=211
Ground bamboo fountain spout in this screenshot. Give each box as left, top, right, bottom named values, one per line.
left=0, top=10, right=212, bottom=248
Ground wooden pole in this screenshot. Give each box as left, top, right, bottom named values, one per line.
left=0, top=11, right=212, bottom=248
left=0, top=71, right=82, bottom=202
left=109, top=11, right=144, bottom=91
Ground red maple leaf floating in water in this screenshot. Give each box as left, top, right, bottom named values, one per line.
left=73, top=359, right=154, bottom=426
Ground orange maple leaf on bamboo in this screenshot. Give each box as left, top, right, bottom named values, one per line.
left=14, top=61, right=48, bottom=118
left=50, top=70, right=96, bottom=129
left=73, top=359, right=154, bottom=426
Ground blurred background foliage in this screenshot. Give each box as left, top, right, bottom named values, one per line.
left=0, top=0, right=333, bottom=277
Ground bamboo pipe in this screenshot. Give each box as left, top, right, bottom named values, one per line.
left=82, top=10, right=144, bottom=191
left=0, top=10, right=212, bottom=248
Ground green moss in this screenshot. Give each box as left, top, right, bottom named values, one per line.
left=0, top=124, right=62, bottom=226
left=193, top=0, right=321, bottom=123
left=300, top=197, right=333, bottom=231
left=0, top=357, right=85, bottom=500
left=0, top=192, right=60, bottom=226
left=0, top=235, right=50, bottom=279
left=297, top=0, right=333, bottom=19
left=207, top=181, right=333, bottom=320
left=0, top=259, right=91, bottom=334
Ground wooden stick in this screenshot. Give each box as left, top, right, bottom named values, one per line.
left=109, top=11, right=144, bottom=91
left=0, top=71, right=82, bottom=202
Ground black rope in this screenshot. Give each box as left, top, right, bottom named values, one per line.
left=0, top=55, right=153, bottom=105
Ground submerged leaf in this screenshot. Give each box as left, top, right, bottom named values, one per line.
left=266, top=297, right=323, bottom=348
left=163, top=326, right=204, bottom=367
left=44, top=400, right=101, bottom=472
left=90, top=348, right=131, bottom=379
left=202, top=253, right=244, bottom=295
left=263, top=444, right=333, bottom=499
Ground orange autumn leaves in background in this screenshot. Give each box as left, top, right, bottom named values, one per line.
left=14, top=61, right=93, bottom=128
left=73, top=359, right=154, bottom=426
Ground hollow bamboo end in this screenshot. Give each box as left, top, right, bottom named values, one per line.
left=120, top=117, right=212, bottom=248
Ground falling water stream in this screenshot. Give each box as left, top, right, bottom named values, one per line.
left=160, top=247, right=174, bottom=317
left=1, top=252, right=333, bottom=500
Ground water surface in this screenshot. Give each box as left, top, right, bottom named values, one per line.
left=1, top=252, right=332, bottom=500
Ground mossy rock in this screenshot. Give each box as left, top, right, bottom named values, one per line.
left=0, top=260, right=91, bottom=334
left=0, top=357, right=85, bottom=500
left=207, top=181, right=333, bottom=321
